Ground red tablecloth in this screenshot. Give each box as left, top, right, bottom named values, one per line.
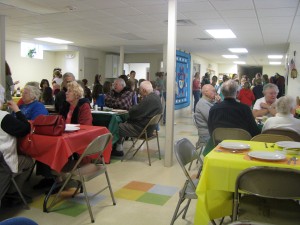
left=18, top=125, right=112, bottom=172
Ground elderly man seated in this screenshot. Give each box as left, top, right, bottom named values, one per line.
left=208, top=79, right=260, bottom=138
left=194, top=84, right=220, bottom=144
left=262, top=96, right=300, bottom=134
left=105, top=78, right=133, bottom=110
left=252, top=83, right=278, bottom=118
left=112, top=81, right=163, bottom=156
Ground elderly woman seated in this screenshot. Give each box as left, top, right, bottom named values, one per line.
left=60, top=81, right=92, bottom=125
left=19, top=84, right=48, bottom=120
left=262, top=96, right=300, bottom=134
left=252, top=83, right=278, bottom=118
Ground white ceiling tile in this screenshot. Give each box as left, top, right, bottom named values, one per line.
left=254, top=0, right=299, bottom=9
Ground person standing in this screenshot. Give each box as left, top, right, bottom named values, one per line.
left=5, top=61, right=19, bottom=101
left=237, top=81, right=255, bottom=107
left=192, top=72, right=201, bottom=112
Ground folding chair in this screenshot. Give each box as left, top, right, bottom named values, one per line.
left=233, top=166, right=300, bottom=225
left=44, top=133, right=116, bottom=223
left=262, top=128, right=300, bottom=142
left=170, top=138, right=202, bottom=225
left=250, top=134, right=293, bottom=142
left=188, top=114, right=207, bottom=170
left=0, top=152, right=30, bottom=209
left=122, top=113, right=162, bottom=166
left=212, top=128, right=252, bottom=146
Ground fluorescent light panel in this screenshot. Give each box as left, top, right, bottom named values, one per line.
left=268, top=55, right=283, bottom=59
left=229, top=48, right=248, bottom=53
left=269, top=62, right=281, bottom=65
left=234, top=61, right=246, bottom=64
left=222, top=55, right=238, bottom=59
left=35, top=37, right=73, bottom=44
left=206, top=29, right=236, bottom=38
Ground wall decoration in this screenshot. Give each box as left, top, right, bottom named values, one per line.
left=175, top=50, right=191, bottom=110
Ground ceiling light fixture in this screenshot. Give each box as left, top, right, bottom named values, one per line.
left=268, top=55, right=283, bottom=59
left=222, top=55, right=238, bottom=59
left=269, top=62, right=281, bottom=65
left=205, top=29, right=236, bottom=38
left=35, top=37, right=73, bottom=44
left=229, top=48, right=248, bottom=53
left=233, top=61, right=246, bottom=64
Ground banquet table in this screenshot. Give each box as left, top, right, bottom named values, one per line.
left=194, top=140, right=300, bottom=225
left=18, top=125, right=112, bottom=172
left=92, top=110, right=129, bottom=144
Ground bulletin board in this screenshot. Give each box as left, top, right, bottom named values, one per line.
left=175, top=50, right=191, bottom=110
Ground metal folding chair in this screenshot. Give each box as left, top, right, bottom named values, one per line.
left=233, top=166, right=300, bottom=224
left=212, top=128, right=252, bottom=146
left=122, top=113, right=162, bottom=166
left=250, top=134, right=293, bottom=142
left=170, top=138, right=203, bottom=225
left=44, top=133, right=116, bottom=223
left=262, top=128, right=300, bottom=142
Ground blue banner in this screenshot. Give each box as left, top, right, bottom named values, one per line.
left=175, top=50, right=191, bottom=110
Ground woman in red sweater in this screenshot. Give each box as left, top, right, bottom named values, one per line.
left=238, top=81, right=255, bottom=107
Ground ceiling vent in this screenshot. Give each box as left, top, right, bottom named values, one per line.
left=164, top=19, right=196, bottom=26
left=196, top=38, right=214, bottom=41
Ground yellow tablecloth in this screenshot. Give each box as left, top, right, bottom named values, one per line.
left=194, top=140, right=300, bottom=225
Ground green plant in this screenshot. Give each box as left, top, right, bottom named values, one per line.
left=27, top=48, right=36, bottom=58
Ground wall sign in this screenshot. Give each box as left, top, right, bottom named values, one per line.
left=175, top=50, right=191, bottom=110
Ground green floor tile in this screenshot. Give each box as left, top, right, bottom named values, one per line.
left=51, top=200, right=87, bottom=217
left=136, top=192, right=171, bottom=206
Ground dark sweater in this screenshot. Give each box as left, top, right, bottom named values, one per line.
left=208, top=98, right=260, bottom=137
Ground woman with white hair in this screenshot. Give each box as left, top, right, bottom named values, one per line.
left=60, top=81, right=92, bottom=125
left=0, top=85, right=33, bottom=206
left=262, top=96, right=300, bottom=134
left=19, top=84, right=48, bottom=120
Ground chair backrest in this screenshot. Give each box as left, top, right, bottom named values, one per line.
left=251, top=134, right=294, bottom=142
left=174, top=138, right=200, bottom=189
left=262, top=128, right=300, bottom=142
left=212, top=128, right=252, bottom=146
left=236, top=166, right=300, bottom=199
left=76, top=133, right=112, bottom=166
left=138, top=113, right=162, bottom=138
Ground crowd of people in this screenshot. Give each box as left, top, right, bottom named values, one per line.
left=193, top=71, right=300, bottom=156
left=0, top=66, right=165, bottom=206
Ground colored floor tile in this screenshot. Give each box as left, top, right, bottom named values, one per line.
left=136, top=192, right=171, bottom=206
left=51, top=200, right=87, bottom=217
left=114, top=188, right=145, bottom=201
left=69, top=193, right=106, bottom=206
left=148, top=184, right=178, bottom=196
left=124, top=181, right=154, bottom=191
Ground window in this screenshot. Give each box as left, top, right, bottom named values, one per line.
left=21, top=42, right=44, bottom=59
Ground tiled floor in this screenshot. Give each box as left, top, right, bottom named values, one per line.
left=0, top=112, right=225, bottom=225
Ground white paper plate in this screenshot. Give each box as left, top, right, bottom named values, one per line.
left=248, top=151, right=286, bottom=161
left=65, top=124, right=80, bottom=132
left=219, top=142, right=250, bottom=150
left=276, top=141, right=300, bottom=148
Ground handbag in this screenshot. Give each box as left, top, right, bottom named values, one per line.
left=32, top=115, right=66, bottom=136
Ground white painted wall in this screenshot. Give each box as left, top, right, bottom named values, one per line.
left=6, top=41, right=55, bottom=88
left=218, top=64, right=237, bottom=74
left=262, top=65, right=285, bottom=77
left=287, top=43, right=300, bottom=97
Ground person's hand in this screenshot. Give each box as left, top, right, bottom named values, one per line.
left=215, top=94, right=221, bottom=103
left=260, top=102, right=269, bottom=109
left=13, top=80, right=20, bottom=85
left=7, top=100, right=20, bottom=112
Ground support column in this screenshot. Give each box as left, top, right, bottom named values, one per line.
left=119, top=46, right=124, bottom=75
left=164, top=0, right=177, bottom=167
left=0, top=15, right=5, bottom=90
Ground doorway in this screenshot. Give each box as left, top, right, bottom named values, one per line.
left=124, top=63, right=150, bottom=81
left=238, top=65, right=262, bottom=82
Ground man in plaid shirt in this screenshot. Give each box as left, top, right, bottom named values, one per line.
left=105, top=78, right=133, bottom=110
